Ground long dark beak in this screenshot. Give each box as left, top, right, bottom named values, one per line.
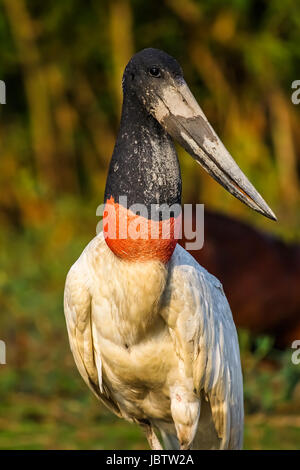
left=153, top=79, right=277, bottom=221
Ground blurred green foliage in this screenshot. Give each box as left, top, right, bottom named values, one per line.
left=0, top=0, right=300, bottom=450
left=239, top=330, right=300, bottom=413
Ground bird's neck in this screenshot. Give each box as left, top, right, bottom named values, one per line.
left=103, top=92, right=182, bottom=263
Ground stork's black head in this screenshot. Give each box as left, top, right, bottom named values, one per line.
left=123, top=48, right=183, bottom=86
left=122, top=48, right=183, bottom=114
left=119, top=48, right=277, bottom=221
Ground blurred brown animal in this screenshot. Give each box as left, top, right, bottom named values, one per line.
left=180, top=209, right=300, bottom=348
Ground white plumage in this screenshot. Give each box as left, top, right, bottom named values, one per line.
left=64, top=231, right=244, bottom=449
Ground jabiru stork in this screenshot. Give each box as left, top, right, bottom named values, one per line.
left=64, top=48, right=276, bottom=450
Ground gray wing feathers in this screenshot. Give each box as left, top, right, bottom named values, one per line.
left=168, top=246, right=244, bottom=449
left=64, top=262, right=121, bottom=417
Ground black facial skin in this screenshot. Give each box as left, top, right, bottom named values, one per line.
left=122, top=48, right=183, bottom=113
left=104, top=49, right=183, bottom=221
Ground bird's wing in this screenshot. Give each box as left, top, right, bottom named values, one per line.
left=161, top=244, right=244, bottom=449
left=64, top=255, right=121, bottom=417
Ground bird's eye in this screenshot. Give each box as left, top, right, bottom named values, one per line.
left=148, top=67, right=161, bottom=78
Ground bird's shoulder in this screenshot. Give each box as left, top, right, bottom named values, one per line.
left=171, top=243, right=223, bottom=288
left=162, top=243, right=232, bottom=345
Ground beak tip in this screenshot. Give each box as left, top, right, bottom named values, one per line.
left=270, top=214, right=278, bottom=222
left=263, top=207, right=277, bottom=222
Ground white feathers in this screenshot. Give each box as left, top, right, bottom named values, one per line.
left=64, top=232, right=244, bottom=449
left=161, top=245, right=244, bottom=449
